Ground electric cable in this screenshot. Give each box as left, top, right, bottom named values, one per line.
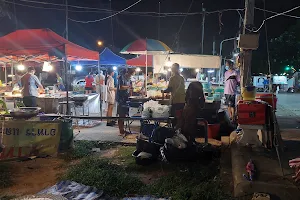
left=69, top=0, right=143, bottom=23
left=254, top=5, right=300, bottom=33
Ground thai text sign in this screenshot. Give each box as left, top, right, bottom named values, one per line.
left=0, top=121, right=61, bottom=160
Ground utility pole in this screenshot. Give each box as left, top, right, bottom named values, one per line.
left=212, top=37, right=216, bottom=55
left=110, top=0, right=114, bottom=48
left=13, top=0, right=18, bottom=30
left=158, top=1, right=161, bottom=40
left=201, top=4, right=205, bottom=54
left=240, top=0, right=255, bottom=87
left=65, top=0, right=68, bottom=40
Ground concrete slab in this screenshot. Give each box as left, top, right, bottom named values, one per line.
left=73, top=121, right=138, bottom=144
left=231, top=144, right=300, bottom=200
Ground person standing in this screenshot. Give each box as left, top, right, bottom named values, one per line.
left=85, top=72, right=94, bottom=94
left=56, top=73, right=65, bottom=91
left=117, top=68, right=135, bottom=136
left=162, top=63, right=185, bottom=126
left=21, top=66, right=44, bottom=107
left=224, top=60, right=240, bottom=121
left=12, top=71, right=23, bottom=88
left=95, top=70, right=105, bottom=98
left=106, top=68, right=116, bottom=126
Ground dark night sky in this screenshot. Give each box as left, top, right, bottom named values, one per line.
left=1, top=0, right=300, bottom=61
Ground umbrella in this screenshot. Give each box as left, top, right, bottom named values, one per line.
left=120, top=39, right=172, bottom=55
left=126, top=55, right=153, bottom=67
left=120, top=39, right=172, bottom=93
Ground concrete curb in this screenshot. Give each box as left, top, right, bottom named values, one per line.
left=231, top=143, right=300, bottom=200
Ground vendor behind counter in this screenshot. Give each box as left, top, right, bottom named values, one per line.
left=162, top=63, right=185, bottom=123
left=21, top=66, right=45, bottom=107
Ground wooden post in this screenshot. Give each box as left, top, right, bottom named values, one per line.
left=240, top=0, right=255, bottom=88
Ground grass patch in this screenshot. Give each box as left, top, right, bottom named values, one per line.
left=0, top=195, right=16, bottom=200
left=0, top=163, right=13, bottom=189
left=63, top=145, right=231, bottom=199
left=63, top=157, right=143, bottom=197
left=61, top=140, right=118, bottom=161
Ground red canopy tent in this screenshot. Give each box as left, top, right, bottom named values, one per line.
left=0, top=29, right=100, bottom=114
left=0, top=28, right=99, bottom=62
left=126, top=55, right=153, bottom=67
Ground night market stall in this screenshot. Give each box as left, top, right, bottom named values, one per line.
left=70, top=47, right=127, bottom=115
left=0, top=28, right=99, bottom=160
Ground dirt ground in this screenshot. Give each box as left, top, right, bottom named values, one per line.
left=0, top=157, right=67, bottom=197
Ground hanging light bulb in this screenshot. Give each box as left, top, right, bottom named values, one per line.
left=48, top=64, right=53, bottom=71
left=17, top=64, right=25, bottom=71
left=165, top=57, right=173, bottom=67
left=75, top=65, right=82, bottom=71
left=195, top=69, right=200, bottom=73
left=113, top=66, right=117, bottom=71
left=42, top=62, right=54, bottom=72
left=135, top=67, right=141, bottom=72
left=180, top=68, right=183, bottom=72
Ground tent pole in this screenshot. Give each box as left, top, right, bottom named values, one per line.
left=98, top=60, right=103, bottom=119
left=145, top=52, right=148, bottom=97
left=64, top=60, right=70, bottom=115
left=11, top=61, right=13, bottom=76
left=4, top=64, right=7, bottom=83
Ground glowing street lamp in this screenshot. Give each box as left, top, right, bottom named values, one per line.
left=97, top=40, right=103, bottom=46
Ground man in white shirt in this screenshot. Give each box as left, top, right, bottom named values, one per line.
left=106, top=68, right=116, bottom=126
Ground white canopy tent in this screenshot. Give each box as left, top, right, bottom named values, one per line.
left=153, top=54, right=221, bottom=73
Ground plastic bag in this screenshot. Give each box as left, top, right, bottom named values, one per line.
left=152, top=105, right=169, bottom=118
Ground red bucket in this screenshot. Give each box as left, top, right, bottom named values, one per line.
left=207, top=124, right=221, bottom=139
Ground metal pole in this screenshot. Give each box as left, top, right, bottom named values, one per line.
left=218, top=41, right=223, bottom=84
left=158, top=1, right=161, bottom=40
left=145, top=52, right=148, bottom=97
left=65, top=0, right=68, bottom=40
left=201, top=4, right=206, bottom=54
left=13, top=0, right=18, bottom=30
left=4, top=64, right=7, bottom=84
left=97, top=60, right=103, bottom=118
left=110, top=0, right=114, bottom=47
left=241, top=0, right=255, bottom=88
left=218, top=37, right=238, bottom=84
left=64, top=60, right=69, bottom=115
left=212, top=38, right=216, bottom=55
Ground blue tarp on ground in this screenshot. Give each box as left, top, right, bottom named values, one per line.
left=123, top=198, right=168, bottom=200
left=70, top=47, right=126, bottom=67
left=38, top=181, right=168, bottom=200
left=38, top=180, right=115, bottom=200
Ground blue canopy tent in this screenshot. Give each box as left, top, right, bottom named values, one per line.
left=70, top=47, right=126, bottom=67
left=99, top=47, right=126, bottom=66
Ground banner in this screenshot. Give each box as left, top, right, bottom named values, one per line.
left=0, top=121, right=61, bottom=160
